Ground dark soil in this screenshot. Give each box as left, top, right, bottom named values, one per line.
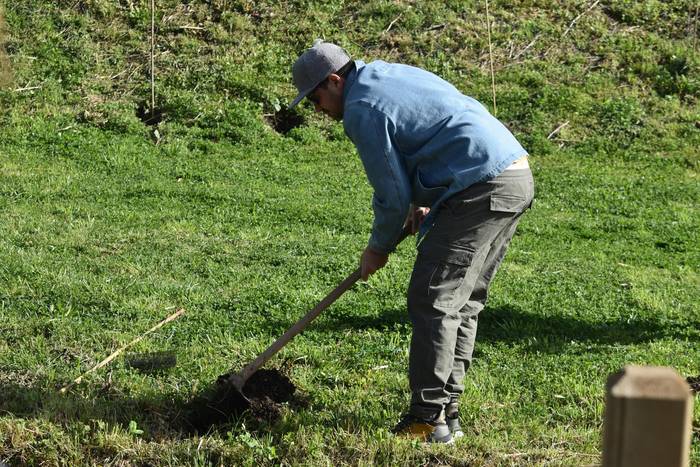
left=183, top=368, right=295, bottom=434
left=264, top=108, right=304, bottom=135
left=687, top=375, right=700, bottom=393
left=136, top=101, right=164, bottom=126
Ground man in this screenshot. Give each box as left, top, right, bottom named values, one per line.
left=289, top=40, right=534, bottom=444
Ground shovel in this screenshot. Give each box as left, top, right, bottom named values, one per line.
left=224, top=226, right=412, bottom=400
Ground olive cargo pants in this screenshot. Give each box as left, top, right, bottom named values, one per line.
left=407, top=168, right=534, bottom=418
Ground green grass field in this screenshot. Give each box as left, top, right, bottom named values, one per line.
left=1, top=0, right=698, bottom=465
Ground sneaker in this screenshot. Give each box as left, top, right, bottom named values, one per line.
left=391, top=412, right=453, bottom=444
left=445, top=402, right=464, bottom=439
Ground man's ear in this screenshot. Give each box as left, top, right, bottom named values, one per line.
left=327, top=73, right=344, bottom=89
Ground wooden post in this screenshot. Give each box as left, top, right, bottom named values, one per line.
left=603, top=365, right=694, bottom=467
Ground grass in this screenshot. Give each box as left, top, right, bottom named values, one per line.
left=1, top=0, right=699, bottom=465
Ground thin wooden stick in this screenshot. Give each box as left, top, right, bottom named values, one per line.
left=13, top=85, right=42, bottom=92
left=150, top=0, right=156, bottom=116
left=694, top=3, right=699, bottom=51
left=59, top=308, right=185, bottom=394
left=485, top=0, right=497, bottom=116
left=561, top=0, right=599, bottom=39
left=384, top=13, right=402, bottom=34
left=426, top=23, right=446, bottom=32
left=513, top=33, right=541, bottom=61
left=543, top=0, right=600, bottom=57
left=547, top=121, right=570, bottom=139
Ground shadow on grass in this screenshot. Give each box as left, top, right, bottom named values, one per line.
left=477, top=305, right=699, bottom=350
left=309, top=304, right=699, bottom=352
left=0, top=371, right=296, bottom=441
left=8, top=305, right=686, bottom=440
left=0, top=379, right=190, bottom=440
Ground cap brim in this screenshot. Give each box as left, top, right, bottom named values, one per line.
left=288, top=92, right=306, bottom=109
left=289, top=80, right=325, bottom=109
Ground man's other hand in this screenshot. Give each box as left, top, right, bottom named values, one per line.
left=360, top=247, right=389, bottom=281
left=404, top=205, right=431, bottom=234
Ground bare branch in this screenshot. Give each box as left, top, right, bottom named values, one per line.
left=561, top=0, right=600, bottom=39
left=547, top=121, right=570, bottom=139
left=543, top=0, right=600, bottom=58
left=13, top=84, right=42, bottom=92
left=426, top=23, right=446, bottom=32
left=384, top=13, right=403, bottom=34
left=513, top=33, right=541, bottom=60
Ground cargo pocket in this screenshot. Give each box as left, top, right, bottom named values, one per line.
left=489, top=193, right=529, bottom=213
left=426, top=246, right=475, bottom=311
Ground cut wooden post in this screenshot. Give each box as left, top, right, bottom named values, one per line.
left=603, top=365, right=694, bottom=467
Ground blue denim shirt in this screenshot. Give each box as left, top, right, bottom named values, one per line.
left=342, top=60, right=528, bottom=254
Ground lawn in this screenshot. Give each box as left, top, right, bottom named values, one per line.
left=0, top=0, right=698, bottom=465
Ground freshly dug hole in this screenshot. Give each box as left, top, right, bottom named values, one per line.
left=265, top=108, right=304, bottom=135
left=136, top=101, right=164, bottom=126
left=688, top=375, right=699, bottom=393
left=184, top=369, right=295, bottom=433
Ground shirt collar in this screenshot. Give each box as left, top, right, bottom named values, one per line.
left=342, top=60, right=364, bottom=103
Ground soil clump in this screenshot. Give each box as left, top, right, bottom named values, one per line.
left=265, top=108, right=304, bottom=135
left=183, top=368, right=295, bottom=433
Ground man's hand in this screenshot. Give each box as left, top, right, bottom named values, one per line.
left=404, top=204, right=431, bottom=234
left=360, top=247, right=389, bottom=281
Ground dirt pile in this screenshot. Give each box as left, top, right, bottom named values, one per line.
left=183, top=369, right=295, bottom=434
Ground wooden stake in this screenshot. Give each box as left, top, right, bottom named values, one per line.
left=485, top=0, right=497, bottom=116
left=602, top=365, right=693, bottom=467
left=59, top=308, right=185, bottom=394
left=694, top=3, right=699, bottom=52
left=150, top=0, right=156, bottom=117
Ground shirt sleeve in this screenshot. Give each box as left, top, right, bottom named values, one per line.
left=344, top=103, right=411, bottom=254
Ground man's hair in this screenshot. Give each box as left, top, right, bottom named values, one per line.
left=335, top=60, right=356, bottom=78
left=318, top=60, right=355, bottom=89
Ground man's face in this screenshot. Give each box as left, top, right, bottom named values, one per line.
left=308, top=74, right=344, bottom=121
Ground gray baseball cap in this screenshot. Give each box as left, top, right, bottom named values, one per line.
left=289, top=39, right=351, bottom=108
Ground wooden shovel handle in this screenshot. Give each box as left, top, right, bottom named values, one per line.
left=233, top=227, right=412, bottom=387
